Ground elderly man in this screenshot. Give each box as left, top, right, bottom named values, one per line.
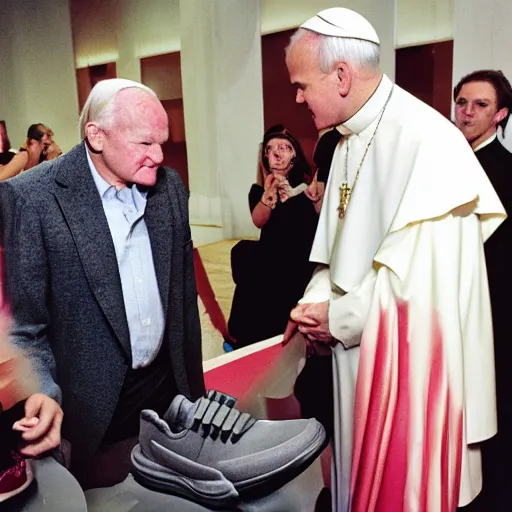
left=283, top=8, right=506, bottom=511
left=0, top=79, right=327, bottom=510
left=0, top=79, right=206, bottom=487
left=454, top=70, right=512, bottom=512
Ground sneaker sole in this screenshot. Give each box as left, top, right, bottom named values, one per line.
left=131, top=444, right=239, bottom=510
left=233, top=422, right=329, bottom=499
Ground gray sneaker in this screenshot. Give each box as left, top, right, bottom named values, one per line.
left=131, top=391, right=327, bottom=509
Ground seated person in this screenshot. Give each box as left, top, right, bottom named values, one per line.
left=227, top=125, right=318, bottom=348
left=0, top=124, right=50, bottom=181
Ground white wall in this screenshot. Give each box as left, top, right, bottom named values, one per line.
left=70, top=0, right=458, bottom=70
left=70, top=0, right=119, bottom=68
left=396, top=0, right=453, bottom=47
left=71, top=0, right=181, bottom=69
left=453, top=0, right=512, bottom=150
left=72, top=0, right=396, bottom=76
left=0, top=2, right=17, bottom=139
left=0, top=0, right=79, bottom=152
left=132, top=0, right=181, bottom=57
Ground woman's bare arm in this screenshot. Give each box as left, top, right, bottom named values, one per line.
left=0, top=152, right=28, bottom=181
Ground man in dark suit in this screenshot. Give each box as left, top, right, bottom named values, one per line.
left=0, top=79, right=205, bottom=487
left=454, top=69, right=512, bottom=511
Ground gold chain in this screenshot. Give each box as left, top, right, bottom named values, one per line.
left=338, top=86, right=394, bottom=219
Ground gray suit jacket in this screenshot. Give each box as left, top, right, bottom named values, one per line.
left=0, top=143, right=205, bottom=463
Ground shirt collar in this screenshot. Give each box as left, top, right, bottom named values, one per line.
left=86, top=147, right=113, bottom=198
left=336, top=74, right=393, bottom=136
left=474, top=132, right=497, bottom=153
left=85, top=147, right=148, bottom=202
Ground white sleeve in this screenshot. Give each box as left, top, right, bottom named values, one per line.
left=298, top=264, right=332, bottom=304
left=328, top=269, right=377, bottom=349
left=298, top=264, right=376, bottom=349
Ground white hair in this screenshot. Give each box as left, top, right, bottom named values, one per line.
left=78, top=78, right=157, bottom=139
left=287, top=28, right=380, bottom=74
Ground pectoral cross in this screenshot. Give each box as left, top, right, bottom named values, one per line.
left=338, top=182, right=351, bottom=219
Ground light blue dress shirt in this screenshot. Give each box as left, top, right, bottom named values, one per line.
left=86, top=150, right=165, bottom=369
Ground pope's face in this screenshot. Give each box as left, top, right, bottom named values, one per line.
left=454, top=81, right=506, bottom=148
left=286, top=34, right=343, bottom=131
left=265, top=137, right=296, bottom=177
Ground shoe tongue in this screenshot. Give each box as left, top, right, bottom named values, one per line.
left=163, top=395, right=196, bottom=433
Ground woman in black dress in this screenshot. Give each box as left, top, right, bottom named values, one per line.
left=227, top=125, right=318, bottom=348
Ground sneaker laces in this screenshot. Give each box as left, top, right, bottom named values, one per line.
left=192, top=391, right=256, bottom=444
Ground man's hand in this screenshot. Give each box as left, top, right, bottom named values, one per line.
left=282, top=318, right=299, bottom=346
left=282, top=318, right=316, bottom=356
left=290, top=302, right=333, bottom=344
left=13, top=393, right=63, bottom=457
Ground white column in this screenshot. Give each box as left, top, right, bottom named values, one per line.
left=453, top=0, right=512, bottom=150
left=116, top=0, right=142, bottom=82
left=180, top=0, right=263, bottom=240
left=0, top=0, right=79, bottom=152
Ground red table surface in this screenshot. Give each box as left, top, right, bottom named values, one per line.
left=204, top=343, right=284, bottom=399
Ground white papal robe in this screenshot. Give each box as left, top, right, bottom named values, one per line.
left=301, top=75, right=506, bottom=511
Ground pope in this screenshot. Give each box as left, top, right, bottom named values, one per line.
left=283, top=7, right=506, bottom=511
